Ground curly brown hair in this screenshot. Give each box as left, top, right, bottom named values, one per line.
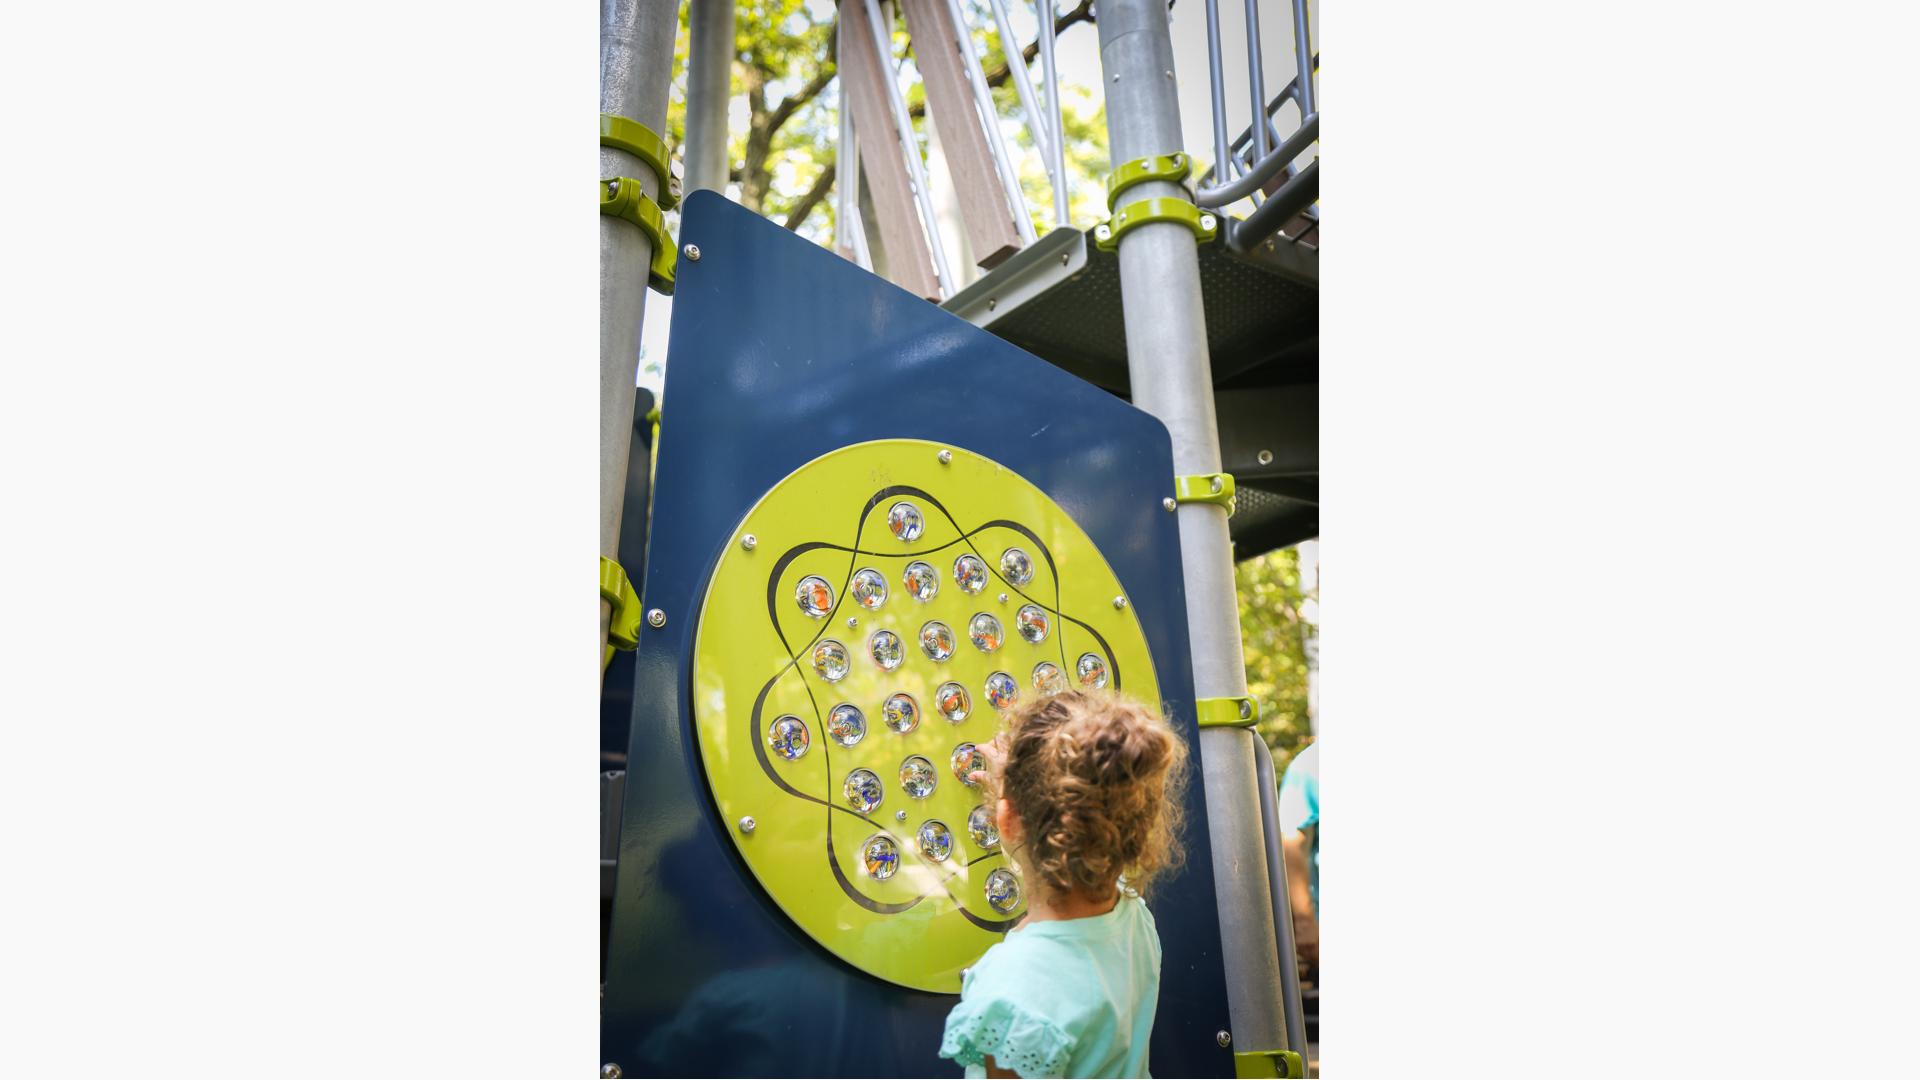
left=984, top=690, right=1189, bottom=904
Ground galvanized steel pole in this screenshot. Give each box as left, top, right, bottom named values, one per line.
left=1094, top=0, right=1293, bottom=1056
left=600, top=0, right=678, bottom=668
left=684, top=0, right=736, bottom=195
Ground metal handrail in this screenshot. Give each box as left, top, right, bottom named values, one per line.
left=1196, top=113, right=1316, bottom=208
left=1194, top=0, right=1318, bottom=230
left=947, top=0, right=1038, bottom=245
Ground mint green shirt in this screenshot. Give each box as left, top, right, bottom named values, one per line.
left=939, top=890, right=1162, bottom=1078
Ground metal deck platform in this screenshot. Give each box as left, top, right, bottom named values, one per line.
left=943, top=224, right=1319, bottom=555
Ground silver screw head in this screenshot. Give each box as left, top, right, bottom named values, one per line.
left=1216, top=1030, right=1232, bottom=1048
left=738, top=816, right=756, bottom=835
left=987, top=298, right=997, bottom=310
left=1113, top=596, right=1128, bottom=610
left=1060, top=253, right=1070, bottom=266
left=1095, top=224, right=1112, bottom=240
left=645, top=608, right=666, bottom=628
left=606, top=179, right=619, bottom=196
left=1239, top=700, right=1252, bottom=719
left=682, top=243, right=700, bottom=261
left=896, top=809, right=907, bottom=821
left=998, top=592, right=1009, bottom=604
left=846, top=616, right=858, bottom=629
left=1200, top=214, right=1217, bottom=232
left=741, top=533, right=757, bottom=550
left=1257, top=449, right=1273, bottom=466
left=938, top=449, right=953, bottom=464
left=1162, top=497, right=1177, bottom=512
left=602, top=1065, right=623, bottom=1078
left=1210, top=476, right=1224, bottom=493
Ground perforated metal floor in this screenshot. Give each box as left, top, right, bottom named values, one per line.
left=942, top=223, right=1319, bottom=394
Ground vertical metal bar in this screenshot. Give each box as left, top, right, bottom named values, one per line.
left=599, top=0, right=678, bottom=671
left=1094, top=0, right=1291, bottom=1057
left=837, top=80, right=853, bottom=257
left=1255, top=737, right=1311, bottom=1065
left=986, top=0, right=1053, bottom=165
left=1244, top=0, right=1270, bottom=160
left=863, top=0, right=956, bottom=296
left=943, top=0, right=1038, bottom=245
left=683, top=0, right=736, bottom=195
left=1202, top=0, right=1232, bottom=190
left=1036, top=0, right=1068, bottom=225
left=1290, top=0, right=1316, bottom=120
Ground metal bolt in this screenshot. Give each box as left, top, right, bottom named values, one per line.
left=847, top=616, right=858, bottom=629
left=1165, top=69, right=1174, bottom=80
left=646, top=608, right=666, bottom=628
left=1162, top=497, right=1177, bottom=511
left=1216, top=1031, right=1232, bottom=1048
left=1257, top=449, right=1273, bottom=466
left=896, top=809, right=908, bottom=821
left=1113, top=596, right=1128, bottom=610
left=987, top=297, right=997, bottom=310
left=1111, top=73, right=1120, bottom=83
left=1200, top=214, right=1217, bottom=232
left=937, top=449, right=952, bottom=464
left=1118, top=211, right=1128, bottom=223
left=602, top=1065, right=623, bottom=1079
left=1210, top=476, right=1224, bottom=493
left=606, top=179, right=620, bottom=196
left=683, top=243, right=700, bottom=261
left=1239, top=699, right=1252, bottom=719
left=741, top=533, right=757, bottom=550
left=997, top=592, right=1009, bottom=604
left=1060, top=253, right=1070, bottom=266
left=738, top=816, right=756, bottom=835
left=1095, top=224, right=1112, bottom=241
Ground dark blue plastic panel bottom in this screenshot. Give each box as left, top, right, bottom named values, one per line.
left=601, top=192, right=1233, bottom=1077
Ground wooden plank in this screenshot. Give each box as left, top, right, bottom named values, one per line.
left=837, top=7, right=942, bottom=301
left=897, top=0, right=1022, bottom=270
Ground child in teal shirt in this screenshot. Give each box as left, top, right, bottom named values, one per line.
left=940, top=691, right=1189, bottom=1078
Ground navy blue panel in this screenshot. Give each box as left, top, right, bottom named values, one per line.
left=602, top=192, right=1233, bottom=1078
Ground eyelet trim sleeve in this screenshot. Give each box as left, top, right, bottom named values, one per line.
left=940, top=996, right=1077, bottom=1078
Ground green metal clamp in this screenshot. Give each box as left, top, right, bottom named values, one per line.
left=1106, top=151, right=1192, bottom=210
left=1093, top=197, right=1220, bottom=252
left=1175, top=471, right=1236, bottom=515
left=601, top=555, right=643, bottom=670
left=1196, top=696, right=1260, bottom=729
left=600, top=177, right=676, bottom=294
left=1233, top=1049, right=1306, bottom=1078
left=599, top=113, right=681, bottom=210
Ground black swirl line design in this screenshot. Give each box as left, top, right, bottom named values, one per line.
left=747, top=484, right=1124, bottom=931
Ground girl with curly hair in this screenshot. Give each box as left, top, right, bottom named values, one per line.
left=939, top=690, right=1190, bottom=1078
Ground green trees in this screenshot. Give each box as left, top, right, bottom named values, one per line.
left=1238, top=547, right=1318, bottom=772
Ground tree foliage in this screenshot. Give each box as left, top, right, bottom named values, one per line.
left=1238, top=547, right=1317, bottom=774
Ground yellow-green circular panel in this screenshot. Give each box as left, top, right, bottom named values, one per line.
left=691, top=439, right=1160, bottom=993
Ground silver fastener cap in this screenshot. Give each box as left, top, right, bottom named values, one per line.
left=741, top=533, right=757, bottom=550
left=646, top=608, right=666, bottom=628
left=738, top=816, right=756, bottom=835
left=682, top=243, right=701, bottom=261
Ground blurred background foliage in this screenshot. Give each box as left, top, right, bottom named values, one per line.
left=661, top=2, right=1318, bottom=766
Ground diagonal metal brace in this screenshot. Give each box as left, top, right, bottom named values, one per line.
left=600, top=178, right=676, bottom=294
left=1106, top=151, right=1193, bottom=209
left=1196, top=696, right=1260, bottom=729
left=1093, top=197, right=1221, bottom=252
left=600, top=113, right=682, bottom=209
left=1175, top=471, right=1236, bottom=515
left=601, top=555, right=643, bottom=669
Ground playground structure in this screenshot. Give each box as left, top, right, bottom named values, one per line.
left=600, top=0, right=1317, bottom=1074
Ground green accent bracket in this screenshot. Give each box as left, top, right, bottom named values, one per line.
left=1092, top=197, right=1220, bottom=253
left=600, top=178, right=676, bottom=294
left=1234, top=1049, right=1306, bottom=1078
left=599, top=113, right=680, bottom=210
left=1175, top=471, right=1236, bottom=515
left=1196, top=696, right=1260, bottom=729
left=1106, top=151, right=1192, bottom=210
left=601, top=555, right=642, bottom=670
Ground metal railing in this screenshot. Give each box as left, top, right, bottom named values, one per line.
left=834, top=0, right=1317, bottom=296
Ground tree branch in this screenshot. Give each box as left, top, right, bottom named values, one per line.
left=782, top=162, right=837, bottom=230
left=768, top=63, right=838, bottom=135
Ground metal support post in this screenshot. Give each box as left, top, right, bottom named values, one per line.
left=600, top=0, right=678, bottom=670
left=684, top=0, right=736, bottom=195
left=1094, top=0, right=1295, bottom=1056
left=1036, top=0, right=1069, bottom=225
